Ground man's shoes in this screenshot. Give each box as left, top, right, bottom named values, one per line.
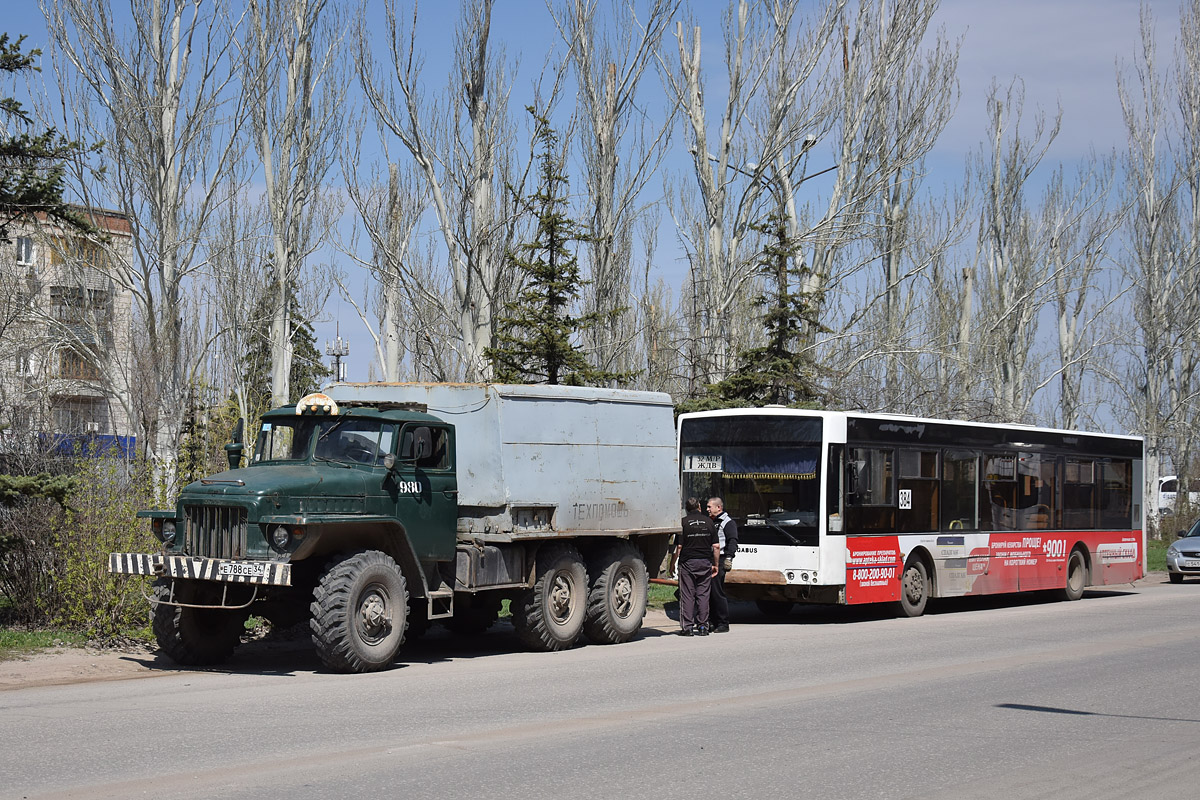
left=694, top=625, right=709, bottom=636
left=676, top=628, right=694, bottom=636
left=712, top=623, right=730, bottom=633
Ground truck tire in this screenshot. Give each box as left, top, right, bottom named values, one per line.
left=583, top=543, right=648, bottom=644
left=512, top=544, right=587, bottom=652
left=442, top=595, right=501, bottom=635
left=151, top=578, right=246, bottom=666
left=310, top=550, right=408, bottom=673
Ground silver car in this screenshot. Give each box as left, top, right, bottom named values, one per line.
left=1167, top=519, right=1200, bottom=583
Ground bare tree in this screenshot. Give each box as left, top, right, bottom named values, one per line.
left=663, top=0, right=841, bottom=387
left=550, top=0, right=678, bottom=380
left=42, top=0, right=247, bottom=488
left=1038, top=158, right=1120, bottom=430
left=1117, top=6, right=1182, bottom=525
left=202, top=177, right=271, bottom=429
left=246, top=0, right=344, bottom=408
left=356, top=0, right=533, bottom=381
left=969, top=80, right=1060, bottom=423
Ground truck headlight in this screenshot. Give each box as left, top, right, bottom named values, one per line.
left=152, top=519, right=177, bottom=545
left=269, top=525, right=293, bottom=552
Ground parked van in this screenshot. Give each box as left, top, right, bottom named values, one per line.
left=1158, top=475, right=1200, bottom=515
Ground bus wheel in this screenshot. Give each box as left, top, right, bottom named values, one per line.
left=899, top=558, right=929, bottom=617
left=1059, top=549, right=1088, bottom=601
left=584, top=542, right=648, bottom=645
left=310, top=550, right=408, bottom=673
left=513, top=544, right=587, bottom=651
left=755, top=599, right=795, bottom=618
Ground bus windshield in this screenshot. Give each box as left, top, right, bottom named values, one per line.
left=679, top=415, right=823, bottom=546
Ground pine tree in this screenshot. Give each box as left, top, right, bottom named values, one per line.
left=0, top=33, right=98, bottom=240
left=681, top=213, right=826, bottom=412
left=486, top=110, right=630, bottom=386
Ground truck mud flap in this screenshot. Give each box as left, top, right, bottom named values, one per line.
left=109, top=553, right=292, bottom=587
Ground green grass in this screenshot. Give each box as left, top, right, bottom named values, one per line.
left=1148, top=535, right=1170, bottom=572
left=0, top=628, right=90, bottom=662
left=648, top=582, right=677, bottom=611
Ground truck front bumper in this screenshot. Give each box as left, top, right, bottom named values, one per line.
left=109, top=553, right=292, bottom=587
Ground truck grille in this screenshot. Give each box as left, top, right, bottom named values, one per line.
left=184, top=505, right=248, bottom=559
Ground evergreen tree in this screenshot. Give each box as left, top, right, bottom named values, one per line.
left=242, top=270, right=331, bottom=413
left=0, top=33, right=98, bottom=240
left=486, top=109, right=630, bottom=386
left=680, top=214, right=826, bottom=413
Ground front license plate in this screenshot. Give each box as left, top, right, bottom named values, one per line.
left=219, top=562, right=268, bottom=578
left=1184, top=560, right=1200, bottom=569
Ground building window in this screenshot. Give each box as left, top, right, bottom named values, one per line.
left=58, top=348, right=100, bottom=380
left=14, top=352, right=33, bottom=375
left=50, top=286, right=111, bottom=324
left=15, top=237, right=34, bottom=265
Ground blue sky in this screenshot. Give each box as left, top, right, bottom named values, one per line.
left=3, top=0, right=1180, bottom=383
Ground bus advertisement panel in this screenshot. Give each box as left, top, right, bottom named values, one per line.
left=678, top=409, right=1143, bottom=617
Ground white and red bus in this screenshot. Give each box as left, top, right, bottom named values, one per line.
left=677, top=409, right=1143, bottom=616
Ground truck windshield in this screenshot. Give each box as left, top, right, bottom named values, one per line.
left=254, top=418, right=397, bottom=466
left=680, top=415, right=823, bottom=547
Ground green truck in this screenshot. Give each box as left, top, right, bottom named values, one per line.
left=110, top=383, right=680, bottom=673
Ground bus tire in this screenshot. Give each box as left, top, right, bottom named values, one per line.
left=584, top=542, right=648, bottom=645
left=755, top=599, right=795, bottom=618
left=310, top=550, right=408, bottom=673
left=1059, top=548, right=1087, bottom=601
left=151, top=578, right=246, bottom=666
left=513, top=544, right=587, bottom=652
left=899, top=557, right=929, bottom=617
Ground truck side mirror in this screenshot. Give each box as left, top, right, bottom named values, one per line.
left=399, top=425, right=432, bottom=464
left=383, top=453, right=396, bottom=471
left=225, top=418, right=245, bottom=471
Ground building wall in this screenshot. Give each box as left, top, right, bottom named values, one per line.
left=0, top=209, right=136, bottom=455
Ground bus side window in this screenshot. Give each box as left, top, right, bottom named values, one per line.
left=846, top=447, right=896, bottom=533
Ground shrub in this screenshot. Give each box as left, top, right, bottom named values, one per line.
left=0, top=449, right=159, bottom=636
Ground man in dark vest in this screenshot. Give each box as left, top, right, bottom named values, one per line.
left=669, top=497, right=719, bottom=636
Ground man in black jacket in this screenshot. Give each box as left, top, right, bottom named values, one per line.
left=669, top=497, right=719, bottom=636
left=707, top=496, right=739, bottom=633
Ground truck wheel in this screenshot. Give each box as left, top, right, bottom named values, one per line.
left=898, top=557, right=929, bottom=617
left=310, top=550, right=408, bottom=673
left=151, top=578, right=246, bottom=666
left=583, top=543, right=648, bottom=644
left=442, top=595, right=501, bottom=635
left=513, top=544, right=587, bottom=652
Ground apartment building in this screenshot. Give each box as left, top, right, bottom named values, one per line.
left=1, top=208, right=136, bottom=457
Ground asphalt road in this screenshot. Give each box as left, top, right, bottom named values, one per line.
left=3, top=579, right=1198, bottom=800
